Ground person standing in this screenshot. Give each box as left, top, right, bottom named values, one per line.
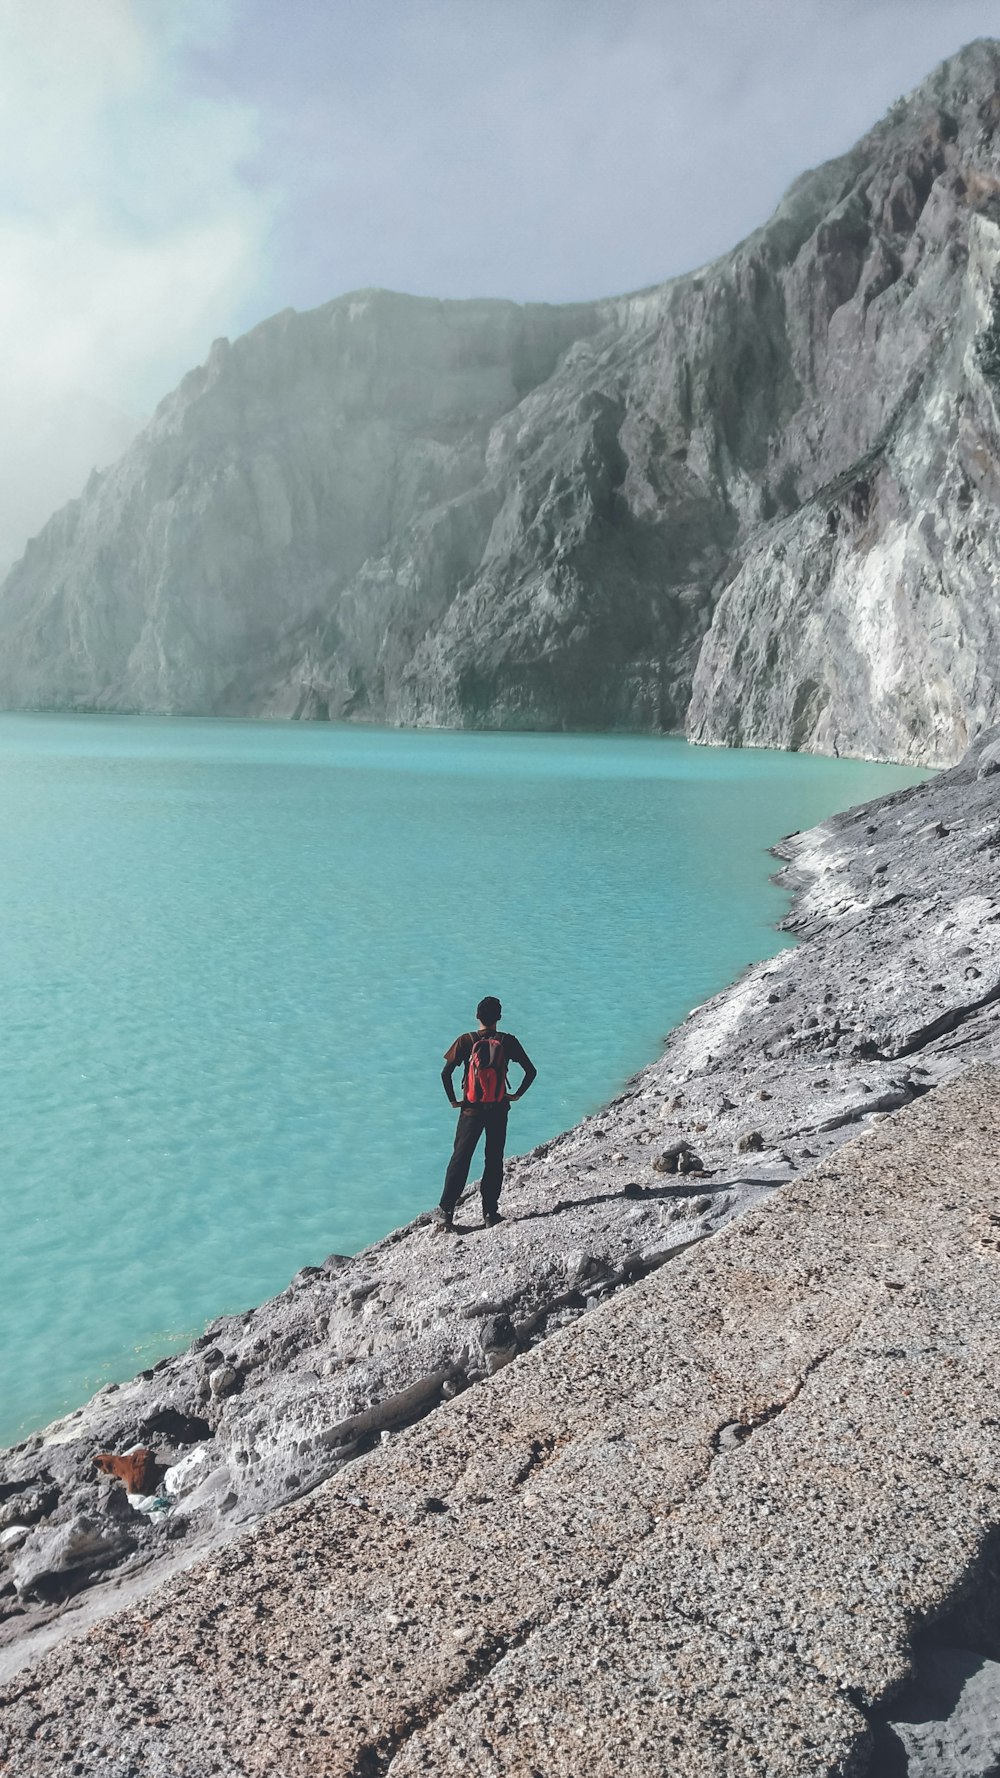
left=436, top=996, right=536, bottom=1231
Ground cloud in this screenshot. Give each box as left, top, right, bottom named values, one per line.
left=225, top=0, right=1000, bottom=310
left=0, top=0, right=270, bottom=570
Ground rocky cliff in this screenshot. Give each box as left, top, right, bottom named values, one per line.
left=3, top=42, right=1000, bottom=760
left=686, top=184, right=1000, bottom=765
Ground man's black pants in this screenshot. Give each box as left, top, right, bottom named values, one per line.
left=440, top=1104, right=509, bottom=1220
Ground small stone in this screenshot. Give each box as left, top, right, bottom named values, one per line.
left=716, top=1423, right=749, bottom=1451
left=653, top=1140, right=703, bottom=1175
left=737, top=1130, right=765, bottom=1154
left=565, top=1251, right=605, bottom=1286
left=479, top=1313, right=516, bottom=1354
left=208, top=1365, right=240, bottom=1398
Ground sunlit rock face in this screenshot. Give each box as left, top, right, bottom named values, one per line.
left=3, top=40, right=1000, bottom=761
left=687, top=83, right=1000, bottom=766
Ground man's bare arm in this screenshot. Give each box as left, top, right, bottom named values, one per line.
left=509, top=1050, right=537, bottom=1101
left=441, top=1062, right=461, bottom=1107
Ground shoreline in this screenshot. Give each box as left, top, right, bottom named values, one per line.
left=0, top=718, right=924, bottom=1452
left=1, top=726, right=998, bottom=1680
left=0, top=701, right=925, bottom=771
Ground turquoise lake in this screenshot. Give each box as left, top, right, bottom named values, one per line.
left=0, top=716, right=927, bottom=1446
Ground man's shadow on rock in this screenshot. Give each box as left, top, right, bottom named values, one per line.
left=485, top=1178, right=792, bottom=1224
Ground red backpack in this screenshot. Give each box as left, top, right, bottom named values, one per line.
left=464, top=1031, right=508, bottom=1104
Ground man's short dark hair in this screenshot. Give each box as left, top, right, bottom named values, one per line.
left=477, top=995, right=502, bottom=1025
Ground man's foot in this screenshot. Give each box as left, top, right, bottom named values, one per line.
left=433, top=1208, right=456, bottom=1234
left=483, top=1210, right=503, bottom=1227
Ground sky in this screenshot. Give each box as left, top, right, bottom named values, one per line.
left=2, top=0, right=1000, bottom=569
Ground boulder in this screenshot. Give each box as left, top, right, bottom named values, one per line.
left=479, top=1313, right=518, bottom=1376
left=565, top=1252, right=608, bottom=1288
left=653, top=1141, right=703, bottom=1175
left=208, top=1365, right=240, bottom=1399
left=977, top=739, right=1000, bottom=778
left=161, top=1445, right=219, bottom=1499
left=12, top=1515, right=136, bottom=1603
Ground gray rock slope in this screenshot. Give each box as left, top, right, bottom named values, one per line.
left=4, top=42, right=1000, bottom=760
left=3, top=1064, right=1000, bottom=1776
left=2, top=721, right=999, bottom=1683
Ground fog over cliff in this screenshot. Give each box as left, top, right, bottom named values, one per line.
left=3, top=40, right=1000, bottom=765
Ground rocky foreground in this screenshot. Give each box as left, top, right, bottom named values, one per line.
left=2, top=725, right=1000, bottom=1739
left=5, top=43, right=1000, bottom=762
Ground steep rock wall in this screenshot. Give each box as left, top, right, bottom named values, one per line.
left=688, top=210, right=1000, bottom=764
left=0, top=296, right=603, bottom=715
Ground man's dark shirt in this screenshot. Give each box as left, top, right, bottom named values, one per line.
left=442, top=1030, right=535, bottom=1106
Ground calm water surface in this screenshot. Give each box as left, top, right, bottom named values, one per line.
left=0, top=716, right=927, bottom=1444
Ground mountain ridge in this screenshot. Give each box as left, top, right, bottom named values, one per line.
left=3, top=39, right=1000, bottom=762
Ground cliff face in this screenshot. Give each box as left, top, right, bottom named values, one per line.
left=0, top=297, right=603, bottom=718
left=3, top=42, right=1000, bottom=759
left=687, top=193, right=1000, bottom=765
